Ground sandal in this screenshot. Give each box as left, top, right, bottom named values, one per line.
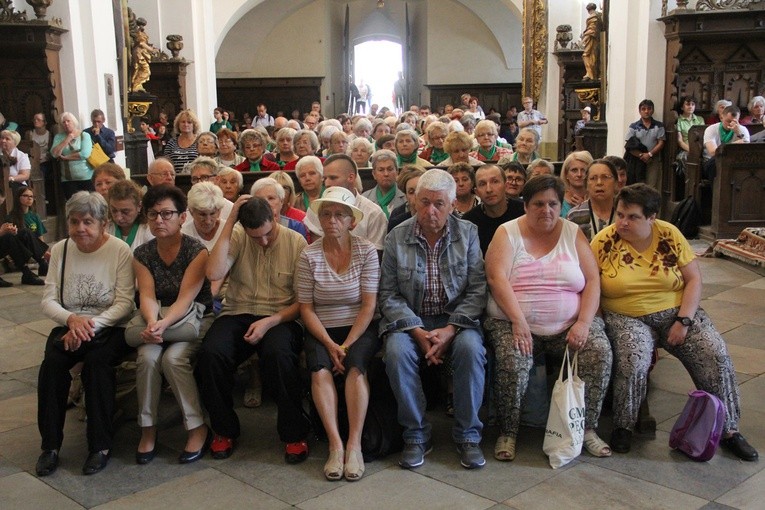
left=584, top=430, right=612, bottom=457
left=324, top=449, right=344, bottom=481
left=494, top=435, right=516, bottom=461
left=344, top=449, right=365, bottom=481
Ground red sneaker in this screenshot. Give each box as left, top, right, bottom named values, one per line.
left=285, top=440, right=309, bottom=464
left=210, top=435, right=234, bottom=459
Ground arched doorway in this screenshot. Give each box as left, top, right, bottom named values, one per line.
left=352, top=40, right=403, bottom=114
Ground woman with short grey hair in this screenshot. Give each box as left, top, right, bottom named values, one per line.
left=184, top=182, right=227, bottom=251
left=743, top=95, right=765, bottom=125
left=348, top=137, right=373, bottom=169
left=36, top=191, right=135, bottom=477
left=295, top=155, right=325, bottom=211
left=395, top=129, right=431, bottom=169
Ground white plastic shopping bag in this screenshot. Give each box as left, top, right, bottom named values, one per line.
left=542, top=347, right=585, bottom=468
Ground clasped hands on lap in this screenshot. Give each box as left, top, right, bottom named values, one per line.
left=511, top=317, right=591, bottom=356
left=411, top=324, right=457, bottom=365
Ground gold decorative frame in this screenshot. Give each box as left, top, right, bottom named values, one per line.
left=522, top=0, right=548, bottom=101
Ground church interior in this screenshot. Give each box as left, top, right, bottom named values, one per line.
left=1, top=0, right=765, bottom=508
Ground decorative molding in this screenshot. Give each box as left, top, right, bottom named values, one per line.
left=0, top=0, right=27, bottom=22
left=697, top=0, right=763, bottom=10
left=522, top=0, right=547, bottom=102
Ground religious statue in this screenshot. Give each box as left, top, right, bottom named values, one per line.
left=129, top=16, right=158, bottom=94
left=581, top=3, right=602, bottom=81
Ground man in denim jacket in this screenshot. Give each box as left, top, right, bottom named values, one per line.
left=380, top=168, right=488, bottom=470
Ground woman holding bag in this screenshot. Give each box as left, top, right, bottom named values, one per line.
left=483, top=175, right=612, bottom=462
left=51, top=112, right=94, bottom=199
left=125, top=184, right=213, bottom=465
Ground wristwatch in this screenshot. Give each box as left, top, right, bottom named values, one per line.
left=675, top=316, right=693, bottom=327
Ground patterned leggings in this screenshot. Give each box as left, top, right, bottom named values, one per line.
left=484, top=316, right=613, bottom=437
left=604, top=307, right=740, bottom=432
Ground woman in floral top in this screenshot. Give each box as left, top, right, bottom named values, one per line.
left=591, top=183, right=757, bottom=462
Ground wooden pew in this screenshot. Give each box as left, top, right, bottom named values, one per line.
left=709, top=143, right=765, bottom=239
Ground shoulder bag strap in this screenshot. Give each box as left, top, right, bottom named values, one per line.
left=59, top=238, right=68, bottom=307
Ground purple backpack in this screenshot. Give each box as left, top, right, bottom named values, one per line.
left=669, top=390, right=725, bottom=461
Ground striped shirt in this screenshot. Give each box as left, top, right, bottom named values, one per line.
left=296, top=235, right=379, bottom=328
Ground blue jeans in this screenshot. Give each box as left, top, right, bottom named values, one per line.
left=384, top=314, right=486, bottom=445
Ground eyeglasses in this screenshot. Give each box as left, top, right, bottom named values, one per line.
left=243, top=144, right=263, bottom=151
left=150, top=171, right=175, bottom=179
left=146, top=209, right=180, bottom=221
left=191, top=174, right=214, bottom=184
left=588, top=174, right=615, bottom=182
left=20, top=194, right=35, bottom=198
left=319, top=211, right=351, bottom=221
left=507, top=177, right=525, bottom=184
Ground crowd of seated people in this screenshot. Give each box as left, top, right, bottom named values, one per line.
left=12, top=96, right=758, bottom=484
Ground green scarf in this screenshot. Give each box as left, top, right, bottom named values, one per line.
left=376, top=186, right=396, bottom=219
left=430, top=148, right=448, bottom=165
left=115, top=223, right=139, bottom=247
left=397, top=152, right=417, bottom=167
left=249, top=158, right=262, bottom=172
left=478, top=144, right=497, bottom=161
left=302, top=184, right=325, bottom=210
left=719, top=123, right=735, bottom=145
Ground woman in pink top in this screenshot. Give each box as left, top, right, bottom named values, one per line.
left=484, top=175, right=612, bottom=463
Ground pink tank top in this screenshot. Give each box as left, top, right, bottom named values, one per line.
left=486, top=219, right=585, bottom=336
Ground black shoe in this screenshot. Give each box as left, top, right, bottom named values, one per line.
left=35, top=450, right=59, bottom=476
left=37, top=262, right=48, bottom=277
left=179, top=430, right=212, bottom=464
left=610, top=428, right=632, bottom=454
left=21, top=269, right=44, bottom=286
left=136, top=445, right=157, bottom=465
left=0, top=277, right=12, bottom=288
left=721, top=432, right=759, bottom=461
left=82, top=450, right=111, bottom=475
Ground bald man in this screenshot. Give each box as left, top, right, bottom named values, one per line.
left=146, top=157, right=176, bottom=187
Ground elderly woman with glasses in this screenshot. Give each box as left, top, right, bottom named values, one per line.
left=296, top=186, right=380, bottom=481
left=235, top=129, right=280, bottom=172
left=35, top=192, right=135, bottom=477
left=126, top=184, right=213, bottom=465
left=471, top=120, right=513, bottom=163
left=419, top=121, right=449, bottom=165
left=215, top=128, right=245, bottom=168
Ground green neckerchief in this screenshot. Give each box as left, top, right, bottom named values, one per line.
left=302, top=184, right=325, bottom=210
left=249, top=158, right=262, bottom=172
left=430, top=148, right=448, bottom=164
left=719, top=123, right=735, bottom=145
left=115, top=222, right=139, bottom=247
left=513, top=151, right=538, bottom=164
left=478, top=144, right=497, bottom=161
left=376, top=185, right=397, bottom=219
left=397, top=152, right=417, bottom=167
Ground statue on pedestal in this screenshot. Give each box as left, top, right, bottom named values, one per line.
left=129, top=14, right=158, bottom=94
left=581, top=3, right=602, bottom=81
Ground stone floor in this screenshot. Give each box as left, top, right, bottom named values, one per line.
left=0, top=249, right=763, bottom=509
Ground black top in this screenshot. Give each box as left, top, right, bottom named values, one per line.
left=462, top=198, right=525, bottom=256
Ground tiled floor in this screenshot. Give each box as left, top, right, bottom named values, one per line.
left=0, top=250, right=763, bottom=509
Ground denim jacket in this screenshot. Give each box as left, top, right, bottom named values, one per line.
left=379, top=214, right=487, bottom=334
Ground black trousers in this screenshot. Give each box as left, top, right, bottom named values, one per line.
left=37, top=326, right=130, bottom=452
left=195, top=314, right=309, bottom=442
left=0, top=233, right=32, bottom=269
left=61, top=179, right=94, bottom=200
